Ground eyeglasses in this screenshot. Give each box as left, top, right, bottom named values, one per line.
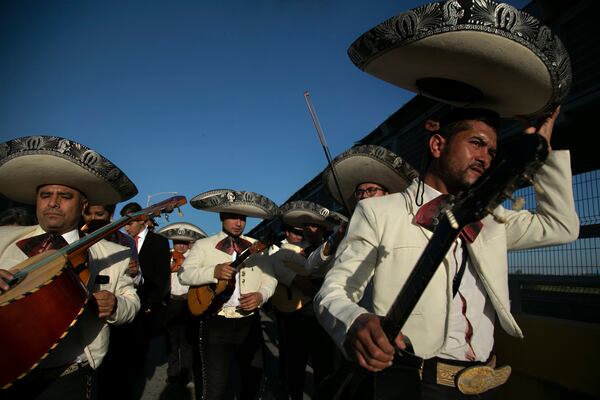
left=354, top=187, right=385, bottom=198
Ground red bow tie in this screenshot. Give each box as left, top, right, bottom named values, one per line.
left=413, top=195, right=482, bottom=243
left=215, top=235, right=252, bottom=255
left=16, top=232, right=69, bottom=257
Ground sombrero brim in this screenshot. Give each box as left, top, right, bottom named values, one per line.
left=280, top=201, right=346, bottom=231
left=0, top=137, right=137, bottom=205
left=158, top=222, right=208, bottom=241
left=324, top=147, right=417, bottom=210
left=348, top=1, right=571, bottom=117
left=191, top=189, right=279, bottom=220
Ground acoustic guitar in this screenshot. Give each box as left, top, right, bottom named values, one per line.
left=269, top=243, right=315, bottom=313
left=187, top=238, right=272, bottom=317
left=0, top=195, right=186, bottom=389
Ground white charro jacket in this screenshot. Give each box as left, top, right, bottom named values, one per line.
left=0, top=225, right=140, bottom=369
left=315, top=151, right=579, bottom=359
left=178, top=231, right=277, bottom=309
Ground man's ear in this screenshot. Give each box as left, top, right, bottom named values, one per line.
left=80, top=197, right=89, bottom=216
left=429, top=133, right=446, bottom=159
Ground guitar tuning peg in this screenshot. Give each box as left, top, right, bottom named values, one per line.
left=445, top=209, right=459, bottom=229
left=511, top=197, right=526, bottom=211
left=177, top=207, right=183, bottom=217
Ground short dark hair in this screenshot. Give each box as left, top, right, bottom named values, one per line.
left=120, top=202, right=142, bottom=216
left=439, top=108, right=500, bottom=138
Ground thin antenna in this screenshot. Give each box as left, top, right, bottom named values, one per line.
left=304, top=91, right=351, bottom=216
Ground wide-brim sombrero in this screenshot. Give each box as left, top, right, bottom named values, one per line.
left=280, top=200, right=347, bottom=231
left=348, top=0, right=572, bottom=117
left=190, top=189, right=279, bottom=220
left=0, top=136, right=138, bottom=205
left=323, top=145, right=418, bottom=210
left=158, top=222, right=208, bottom=242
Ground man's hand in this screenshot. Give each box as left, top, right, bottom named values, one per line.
left=345, top=313, right=407, bottom=372
left=238, top=292, right=263, bottom=311
left=92, top=290, right=117, bottom=318
left=522, top=106, right=560, bottom=150
left=127, top=260, right=139, bottom=278
left=214, top=263, right=235, bottom=280
left=0, top=269, right=14, bottom=292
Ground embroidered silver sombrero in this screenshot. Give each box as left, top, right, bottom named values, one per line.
left=158, top=222, right=208, bottom=242
left=190, top=189, right=279, bottom=219
left=323, top=145, right=419, bottom=210
left=0, top=135, right=138, bottom=205
left=280, top=200, right=347, bottom=231
left=348, top=0, right=572, bottom=117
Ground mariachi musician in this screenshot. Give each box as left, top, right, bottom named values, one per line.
left=315, top=1, right=578, bottom=399
left=157, top=221, right=207, bottom=386
left=271, top=200, right=345, bottom=400
left=178, top=189, right=278, bottom=400
left=0, top=135, right=140, bottom=400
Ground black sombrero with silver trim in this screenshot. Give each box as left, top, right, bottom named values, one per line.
left=190, top=189, right=279, bottom=219
left=323, top=145, right=419, bottom=210
left=0, top=135, right=138, bottom=205
left=280, top=200, right=347, bottom=231
left=348, top=0, right=571, bottom=117
left=158, top=222, right=208, bottom=242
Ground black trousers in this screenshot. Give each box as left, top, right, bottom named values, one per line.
left=165, top=298, right=193, bottom=382
left=278, top=310, right=335, bottom=400
left=194, top=313, right=264, bottom=400
left=2, top=364, right=96, bottom=400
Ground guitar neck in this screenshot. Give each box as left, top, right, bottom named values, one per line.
left=381, top=218, right=459, bottom=343
left=230, top=246, right=255, bottom=270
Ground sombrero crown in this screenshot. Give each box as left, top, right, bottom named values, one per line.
left=158, top=222, right=208, bottom=242
left=279, top=200, right=347, bottom=231
left=0, top=135, right=137, bottom=204
left=323, top=144, right=418, bottom=210
left=348, top=0, right=571, bottom=117
left=190, top=189, right=279, bottom=220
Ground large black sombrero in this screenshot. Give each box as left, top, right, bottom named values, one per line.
left=0, top=136, right=138, bottom=205
left=280, top=200, right=347, bottom=231
left=323, top=145, right=418, bottom=210
left=158, top=222, right=208, bottom=242
left=190, top=189, right=279, bottom=219
left=348, top=0, right=571, bottom=117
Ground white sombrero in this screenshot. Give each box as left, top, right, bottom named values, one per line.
left=348, top=0, right=572, bottom=117
left=190, top=189, right=279, bottom=219
left=323, top=145, right=418, bottom=211
left=158, top=222, right=208, bottom=242
left=280, top=201, right=347, bottom=231
left=0, top=135, right=138, bottom=205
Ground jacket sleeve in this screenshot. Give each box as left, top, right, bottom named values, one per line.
left=496, top=150, right=579, bottom=250
left=314, top=202, right=379, bottom=351
left=252, top=253, right=278, bottom=305
left=178, top=238, right=220, bottom=286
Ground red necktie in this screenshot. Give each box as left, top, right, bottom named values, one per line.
left=134, top=235, right=141, bottom=251
left=413, top=195, right=482, bottom=243
left=16, top=232, right=69, bottom=257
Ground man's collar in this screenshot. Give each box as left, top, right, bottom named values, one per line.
left=59, top=229, right=80, bottom=245
left=137, top=226, right=149, bottom=240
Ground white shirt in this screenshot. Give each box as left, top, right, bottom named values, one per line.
left=420, top=184, right=495, bottom=362
left=223, top=250, right=241, bottom=308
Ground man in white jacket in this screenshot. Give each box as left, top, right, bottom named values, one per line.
left=315, top=108, right=579, bottom=399
left=0, top=135, right=140, bottom=399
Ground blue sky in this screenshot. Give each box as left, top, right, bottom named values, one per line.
left=0, top=0, right=528, bottom=236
